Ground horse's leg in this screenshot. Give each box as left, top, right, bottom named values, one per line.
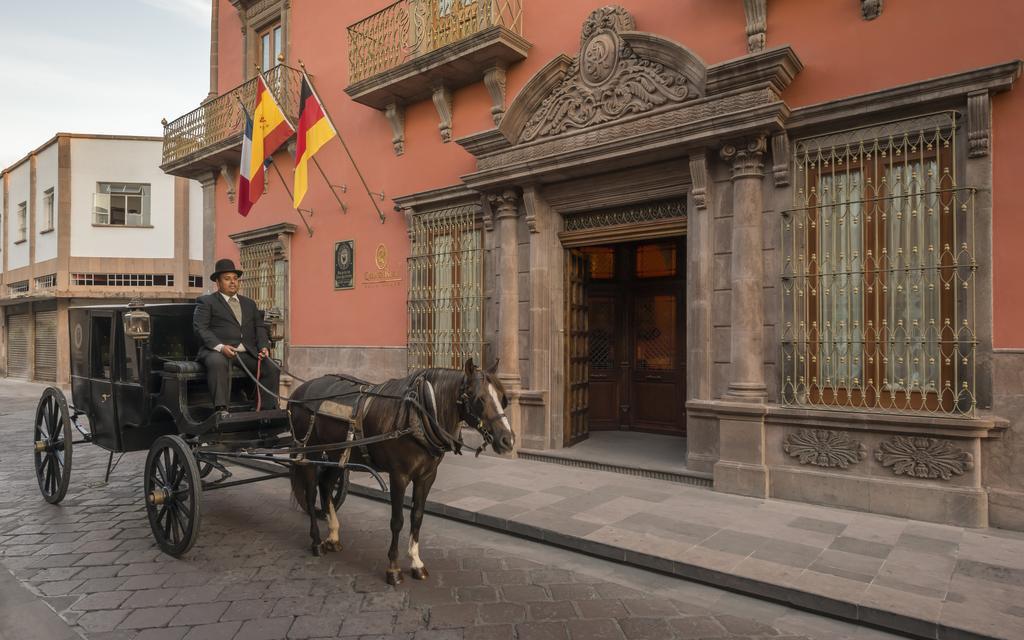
left=320, top=467, right=343, bottom=552
left=386, top=474, right=409, bottom=586
left=408, top=468, right=437, bottom=581
left=301, top=464, right=324, bottom=556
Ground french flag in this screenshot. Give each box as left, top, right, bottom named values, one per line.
left=237, top=112, right=257, bottom=216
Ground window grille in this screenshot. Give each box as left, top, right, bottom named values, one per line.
left=782, top=112, right=977, bottom=416
left=8, top=281, right=29, bottom=295
left=71, top=273, right=174, bottom=287
left=238, top=239, right=288, bottom=359
left=35, top=274, right=56, bottom=289
left=408, top=204, right=483, bottom=371
left=188, top=274, right=204, bottom=288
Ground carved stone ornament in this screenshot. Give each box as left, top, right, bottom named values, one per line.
left=519, top=6, right=693, bottom=143
left=720, top=136, right=768, bottom=180
left=967, top=90, right=991, bottom=158
left=861, top=0, right=883, bottom=20
left=688, top=153, right=708, bottom=210
left=384, top=103, right=406, bottom=156
left=743, top=0, right=767, bottom=53
left=783, top=429, right=866, bottom=469
left=875, top=436, right=974, bottom=480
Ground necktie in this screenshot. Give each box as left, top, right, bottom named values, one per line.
left=228, top=296, right=242, bottom=325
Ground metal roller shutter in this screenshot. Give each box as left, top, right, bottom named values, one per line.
left=7, top=314, right=30, bottom=379
left=34, top=311, right=57, bottom=382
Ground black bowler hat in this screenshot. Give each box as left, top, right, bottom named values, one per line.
left=210, top=258, right=244, bottom=281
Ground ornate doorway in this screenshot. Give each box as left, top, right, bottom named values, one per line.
left=577, top=238, right=686, bottom=437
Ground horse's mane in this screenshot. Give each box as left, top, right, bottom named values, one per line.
left=364, top=368, right=464, bottom=436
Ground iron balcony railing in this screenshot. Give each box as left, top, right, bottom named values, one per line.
left=161, top=65, right=303, bottom=168
left=347, top=0, right=523, bottom=84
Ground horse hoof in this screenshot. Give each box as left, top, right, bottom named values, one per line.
left=312, top=544, right=323, bottom=557
left=324, top=540, right=342, bottom=552
left=410, top=567, right=429, bottom=581
left=386, top=569, right=403, bottom=586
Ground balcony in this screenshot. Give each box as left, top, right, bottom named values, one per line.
left=345, top=0, right=529, bottom=111
left=161, top=65, right=302, bottom=178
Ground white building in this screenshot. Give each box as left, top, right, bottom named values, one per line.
left=1, top=134, right=204, bottom=384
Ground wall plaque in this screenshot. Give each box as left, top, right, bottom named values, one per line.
left=363, top=242, right=401, bottom=286
left=334, top=240, right=354, bottom=290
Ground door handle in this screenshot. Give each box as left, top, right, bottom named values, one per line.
left=100, top=393, right=110, bottom=402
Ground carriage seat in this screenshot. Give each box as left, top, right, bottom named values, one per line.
left=161, top=360, right=248, bottom=379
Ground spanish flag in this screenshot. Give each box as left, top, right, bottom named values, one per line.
left=293, top=74, right=337, bottom=209
left=237, top=75, right=294, bottom=216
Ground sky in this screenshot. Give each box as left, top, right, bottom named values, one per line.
left=0, top=0, right=210, bottom=168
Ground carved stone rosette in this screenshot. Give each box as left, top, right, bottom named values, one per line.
left=783, top=429, right=867, bottom=469
left=519, top=5, right=693, bottom=142
left=874, top=436, right=974, bottom=480
left=488, top=189, right=520, bottom=220
left=720, top=136, right=767, bottom=180
left=861, top=0, right=883, bottom=20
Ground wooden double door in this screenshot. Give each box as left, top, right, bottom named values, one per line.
left=582, top=239, right=686, bottom=436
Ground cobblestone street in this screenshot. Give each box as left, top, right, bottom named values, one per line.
left=0, top=380, right=899, bottom=640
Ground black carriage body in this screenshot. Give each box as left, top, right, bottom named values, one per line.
left=69, top=304, right=200, bottom=452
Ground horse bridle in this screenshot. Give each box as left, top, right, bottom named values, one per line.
left=457, top=380, right=509, bottom=450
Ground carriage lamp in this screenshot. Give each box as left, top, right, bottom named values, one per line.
left=265, top=308, right=285, bottom=342
left=124, top=299, right=152, bottom=341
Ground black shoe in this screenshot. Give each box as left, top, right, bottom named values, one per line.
left=214, top=406, right=230, bottom=420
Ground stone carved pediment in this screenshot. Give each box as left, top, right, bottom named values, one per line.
left=500, top=6, right=706, bottom=145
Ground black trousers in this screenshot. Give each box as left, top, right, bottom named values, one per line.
left=201, top=350, right=281, bottom=410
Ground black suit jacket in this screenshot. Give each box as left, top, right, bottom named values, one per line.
left=193, top=292, right=270, bottom=358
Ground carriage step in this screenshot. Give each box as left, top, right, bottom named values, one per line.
left=216, top=409, right=289, bottom=425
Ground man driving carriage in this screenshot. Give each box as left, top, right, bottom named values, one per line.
left=193, top=258, right=280, bottom=414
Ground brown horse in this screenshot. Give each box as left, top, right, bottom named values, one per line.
left=287, top=359, right=515, bottom=584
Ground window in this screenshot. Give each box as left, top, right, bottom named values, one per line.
left=35, top=274, right=56, bottom=289
left=782, top=113, right=976, bottom=416
left=188, top=274, right=203, bottom=288
left=8, top=281, right=29, bottom=295
left=91, top=316, right=113, bottom=380
left=16, top=202, right=27, bottom=242
left=93, top=183, right=151, bottom=226
left=42, top=188, right=54, bottom=231
left=238, top=239, right=288, bottom=359
left=260, top=22, right=283, bottom=72
left=72, top=273, right=174, bottom=287
left=408, top=204, right=483, bottom=370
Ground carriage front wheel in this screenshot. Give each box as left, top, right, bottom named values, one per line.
left=144, top=435, right=202, bottom=557
left=34, top=387, right=73, bottom=504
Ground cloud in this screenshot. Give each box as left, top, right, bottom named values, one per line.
left=140, top=0, right=210, bottom=28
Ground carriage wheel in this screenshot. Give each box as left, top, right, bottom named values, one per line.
left=34, top=387, right=73, bottom=504
left=144, top=435, right=202, bottom=557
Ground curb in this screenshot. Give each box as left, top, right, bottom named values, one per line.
left=347, top=481, right=996, bottom=640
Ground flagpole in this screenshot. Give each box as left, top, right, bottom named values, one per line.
left=235, top=94, right=314, bottom=237
left=312, top=157, right=348, bottom=213
left=268, top=159, right=314, bottom=237
left=298, top=59, right=386, bottom=224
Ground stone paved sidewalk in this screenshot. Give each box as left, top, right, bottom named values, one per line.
left=1, top=379, right=898, bottom=640
left=350, top=446, right=1024, bottom=640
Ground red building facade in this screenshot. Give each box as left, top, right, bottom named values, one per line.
left=162, top=0, right=1024, bottom=530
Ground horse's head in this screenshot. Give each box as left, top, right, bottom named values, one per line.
left=457, top=358, right=515, bottom=455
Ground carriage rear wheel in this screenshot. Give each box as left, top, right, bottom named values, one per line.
left=34, top=387, right=73, bottom=504
left=144, top=435, right=202, bottom=557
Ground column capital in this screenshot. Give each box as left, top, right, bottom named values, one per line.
left=720, top=136, right=768, bottom=180
left=488, top=189, right=520, bottom=220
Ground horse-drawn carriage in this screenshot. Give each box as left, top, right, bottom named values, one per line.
left=32, top=301, right=515, bottom=583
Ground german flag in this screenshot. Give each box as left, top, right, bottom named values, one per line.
left=293, top=74, right=337, bottom=209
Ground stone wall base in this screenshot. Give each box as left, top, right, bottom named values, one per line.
left=286, top=345, right=408, bottom=384
left=772, top=466, right=989, bottom=528
left=989, top=488, right=1024, bottom=530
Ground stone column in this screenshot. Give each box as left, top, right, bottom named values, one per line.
left=488, top=189, right=521, bottom=388
left=713, top=135, right=770, bottom=498
left=206, top=0, right=219, bottom=101
left=721, top=136, right=768, bottom=401
left=198, top=172, right=218, bottom=289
